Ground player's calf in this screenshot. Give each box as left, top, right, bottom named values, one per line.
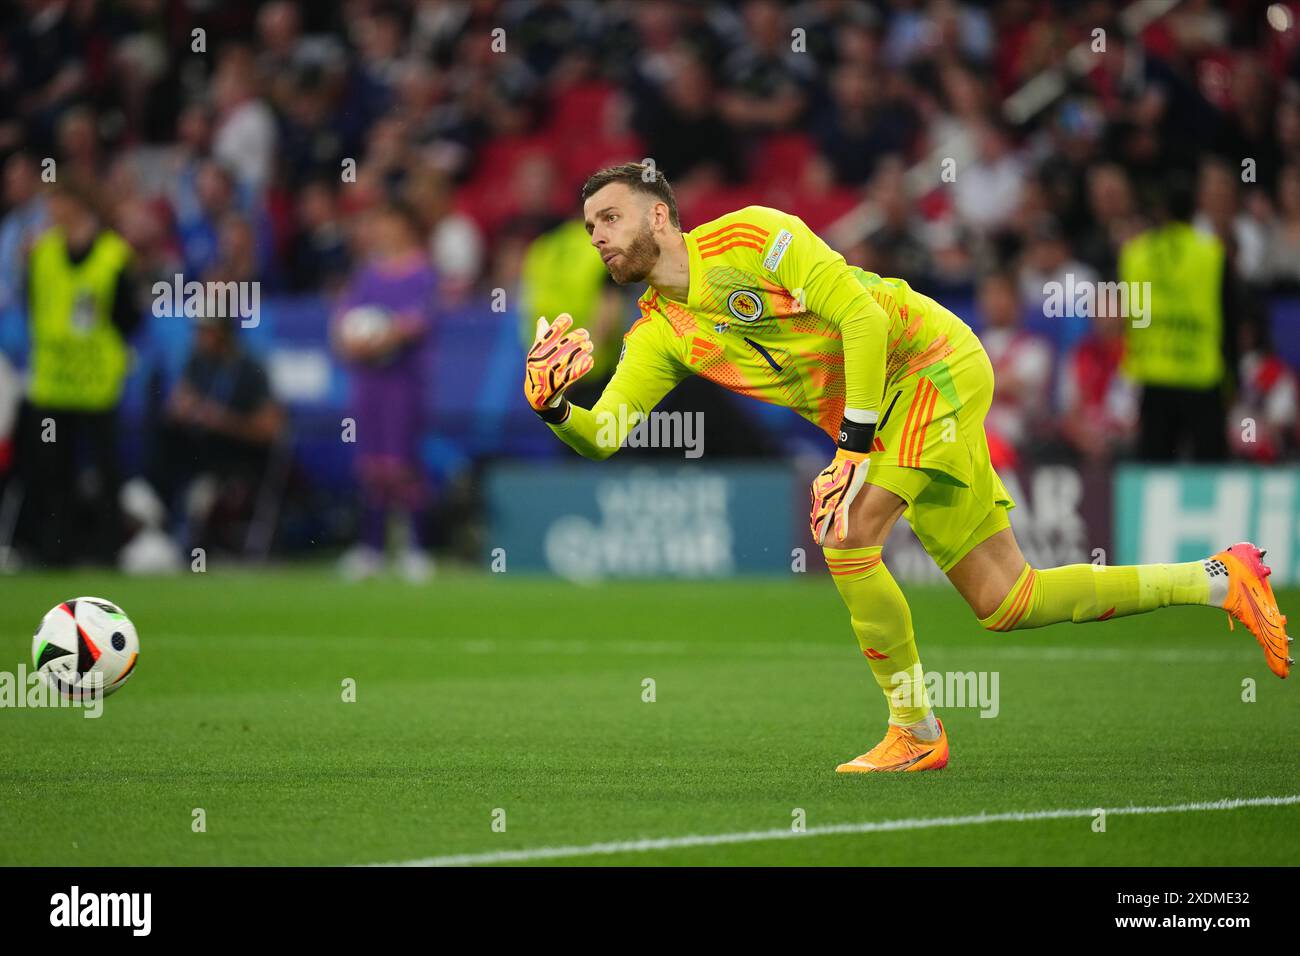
left=963, top=537, right=1293, bottom=679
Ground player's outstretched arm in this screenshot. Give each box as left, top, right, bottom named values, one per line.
left=526, top=310, right=689, bottom=461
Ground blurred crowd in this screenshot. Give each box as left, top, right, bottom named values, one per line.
left=2, top=0, right=1300, bottom=565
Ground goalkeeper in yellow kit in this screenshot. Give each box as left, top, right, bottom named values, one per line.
left=524, top=163, right=1292, bottom=773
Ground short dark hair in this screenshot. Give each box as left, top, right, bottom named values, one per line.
left=580, top=162, right=680, bottom=229
left=373, top=197, right=427, bottom=240
left=48, top=174, right=104, bottom=222
left=1145, top=166, right=1196, bottom=224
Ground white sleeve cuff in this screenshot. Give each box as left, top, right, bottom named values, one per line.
left=843, top=407, right=878, bottom=425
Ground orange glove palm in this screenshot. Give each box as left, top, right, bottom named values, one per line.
left=524, top=313, right=595, bottom=412
left=809, top=448, right=870, bottom=545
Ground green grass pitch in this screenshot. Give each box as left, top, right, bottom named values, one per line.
left=1, top=567, right=1296, bottom=866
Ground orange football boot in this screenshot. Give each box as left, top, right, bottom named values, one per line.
left=836, top=718, right=949, bottom=773
left=1214, top=542, right=1294, bottom=679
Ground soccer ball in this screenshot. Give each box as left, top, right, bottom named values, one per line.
left=32, top=598, right=140, bottom=700
left=337, top=305, right=392, bottom=348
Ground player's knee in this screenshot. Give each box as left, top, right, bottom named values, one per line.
left=978, top=606, right=1006, bottom=630
left=813, top=482, right=904, bottom=549
left=976, top=564, right=1037, bottom=630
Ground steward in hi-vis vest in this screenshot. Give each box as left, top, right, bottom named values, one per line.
left=1119, top=221, right=1225, bottom=391
left=1116, top=172, right=1233, bottom=462
left=18, top=180, right=140, bottom=566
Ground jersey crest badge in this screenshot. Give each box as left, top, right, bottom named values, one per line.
left=726, top=289, right=763, bottom=323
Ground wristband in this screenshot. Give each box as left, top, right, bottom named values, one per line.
left=837, top=417, right=875, bottom=453
left=536, top=396, right=571, bottom=425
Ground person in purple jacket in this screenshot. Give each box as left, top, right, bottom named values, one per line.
left=332, top=200, right=437, bottom=581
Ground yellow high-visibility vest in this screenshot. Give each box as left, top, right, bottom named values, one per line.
left=1119, top=222, right=1224, bottom=389
left=27, top=229, right=132, bottom=410
left=520, top=220, right=620, bottom=376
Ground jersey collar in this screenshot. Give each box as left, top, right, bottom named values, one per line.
left=657, top=230, right=701, bottom=311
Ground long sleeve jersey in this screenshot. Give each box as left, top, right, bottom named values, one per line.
left=547, top=205, right=976, bottom=459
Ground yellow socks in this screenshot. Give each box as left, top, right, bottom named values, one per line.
left=824, top=549, right=1215, bottom=723
left=980, top=561, right=1214, bottom=631
left=825, top=546, right=931, bottom=726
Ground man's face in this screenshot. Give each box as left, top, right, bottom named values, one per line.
left=48, top=194, right=83, bottom=234
left=978, top=277, right=1018, bottom=329
left=584, top=183, right=662, bottom=284
left=195, top=322, right=226, bottom=355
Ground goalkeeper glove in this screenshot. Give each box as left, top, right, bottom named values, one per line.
left=809, top=416, right=875, bottom=546
left=524, top=313, right=594, bottom=423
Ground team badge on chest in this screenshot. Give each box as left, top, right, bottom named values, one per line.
left=726, top=289, right=764, bottom=323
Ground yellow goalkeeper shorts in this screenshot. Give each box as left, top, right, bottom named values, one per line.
left=864, top=334, right=1015, bottom=573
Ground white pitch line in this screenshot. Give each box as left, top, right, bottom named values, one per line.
left=456, top=640, right=1248, bottom=664
left=169, top=633, right=1255, bottom=664
left=374, top=794, right=1300, bottom=867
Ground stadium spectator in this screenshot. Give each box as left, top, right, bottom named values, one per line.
left=1194, top=156, right=1267, bottom=285
left=17, top=178, right=139, bottom=565
left=405, top=167, right=483, bottom=304
left=1263, top=163, right=1300, bottom=292
left=1214, top=53, right=1280, bottom=192
left=1276, top=90, right=1300, bottom=168
left=1228, top=314, right=1298, bottom=464
left=175, top=160, right=240, bottom=281
left=798, top=1, right=881, bottom=69
left=717, top=0, right=813, bottom=134
left=810, top=57, right=918, bottom=186
left=851, top=156, right=933, bottom=284
left=0, top=152, right=49, bottom=320
left=205, top=213, right=265, bottom=289
left=1016, top=215, right=1097, bottom=353
left=333, top=200, right=438, bottom=582
left=1058, top=311, right=1138, bottom=463
left=11, top=0, right=87, bottom=151
left=289, top=178, right=351, bottom=294
left=883, top=0, right=995, bottom=68
left=277, top=69, right=348, bottom=186
left=917, top=61, right=988, bottom=178
left=507, top=0, right=594, bottom=78
left=161, top=102, right=214, bottom=211
left=362, top=115, right=415, bottom=197
left=256, top=0, right=347, bottom=95
left=952, top=120, right=1025, bottom=237
left=630, top=47, right=744, bottom=184
left=146, top=314, right=284, bottom=553
left=1076, top=162, right=1143, bottom=276
left=926, top=218, right=979, bottom=293
left=977, top=271, right=1054, bottom=456
left=112, top=196, right=183, bottom=311
left=55, top=106, right=102, bottom=187
left=211, top=46, right=278, bottom=195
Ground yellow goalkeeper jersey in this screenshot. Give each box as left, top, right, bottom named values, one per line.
left=547, top=205, right=979, bottom=458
